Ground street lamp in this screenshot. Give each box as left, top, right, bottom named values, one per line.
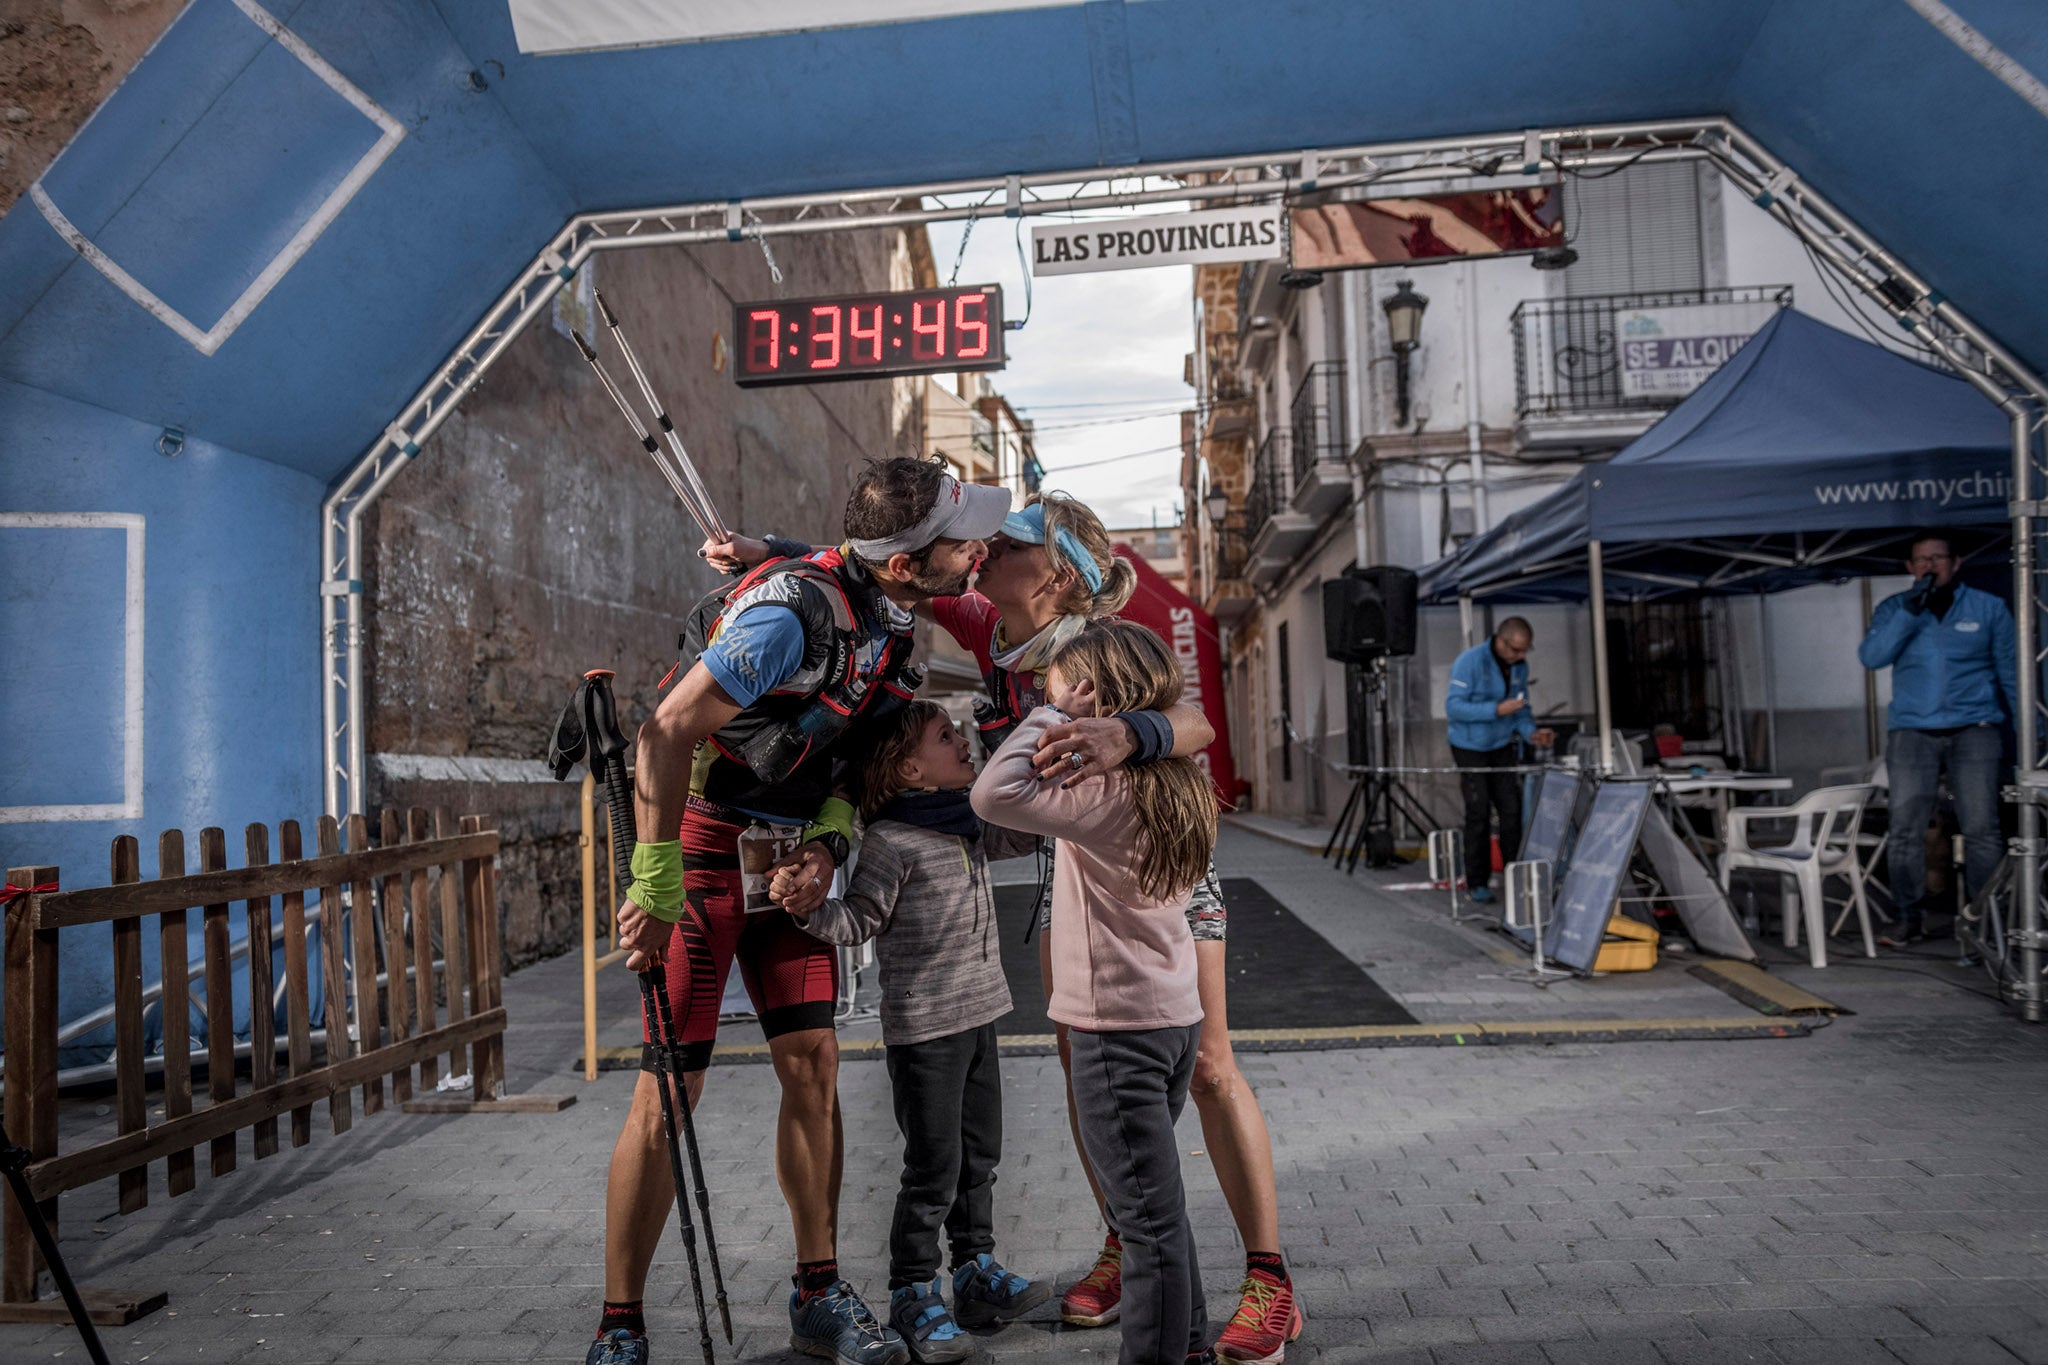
left=1204, top=485, right=1229, bottom=524
left=1382, top=279, right=1429, bottom=427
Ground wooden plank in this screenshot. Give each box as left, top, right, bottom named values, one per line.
left=0, top=1285, right=168, bottom=1326
left=464, top=815, right=506, bottom=1102
left=245, top=824, right=278, bottom=1160
left=111, top=838, right=148, bottom=1214
left=3, top=862, right=58, bottom=1303
left=400, top=1093, right=575, bottom=1115
left=200, top=828, right=237, bottom=1178
left=315, top=817, right=353, bottom=1136
left=158, top=831, right=195, bottom=1197
left=37, top=832, right=501, bottom=929
left=26, top=1010, right=509, bottom=1202
left=434, top=809, right=468, bottom=1082
left=348, top=814, right=382, bottom=1116
left=380, top=809, right=412, bottom=1103
left=407, top=808, right=439, bottom=1092
left=278, top=821, right=314, bottom=1149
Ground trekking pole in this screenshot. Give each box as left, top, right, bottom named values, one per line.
left=569, top=329, right=724, bottom=542
left=549, top=671, right=732, bottom=1351
left=0, top=1116, right=111, bottom=1365
left=595, top=291, right=731, bottom=543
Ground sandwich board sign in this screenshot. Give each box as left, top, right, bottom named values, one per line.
left=1546, top=779, right=1653, bottom=971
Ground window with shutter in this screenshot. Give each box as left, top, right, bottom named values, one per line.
left=1564, top=162, right=1705, bottom=297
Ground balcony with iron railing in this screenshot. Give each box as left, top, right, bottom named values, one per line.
left=1288, top=360, right=1351, bottom=518
left=1245, top=429, right=1316, bottom=584
left=1205, top=521, right=1255, bottom=624
left=1510, top=285, right=1792, bottom=447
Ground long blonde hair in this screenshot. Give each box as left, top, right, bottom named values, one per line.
left=1032, top=491, right=1138, bottom=619
left=1049, top=621, right=1217, bottom=900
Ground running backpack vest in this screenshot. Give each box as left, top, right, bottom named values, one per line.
left=675, top=549, right=923, bottom=786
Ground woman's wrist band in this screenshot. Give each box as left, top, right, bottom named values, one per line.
left=1118, top=709, right=1175, bottom=765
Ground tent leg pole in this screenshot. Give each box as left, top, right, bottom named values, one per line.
left=1860, top=577, right=1880, bottom=762
left=1459, top=594, right=1475, bottom=649
left=1759, top=590, right=1779, bottom=781
left=1590, top=541, right=1613, bottom=772
left=2012, top=405, right=2042, bottom=1024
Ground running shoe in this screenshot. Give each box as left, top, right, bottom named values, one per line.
left=1058, top=1232, right=1123, bottom=1328
left=1212, top=1271, right=1305, bottom=1364
left=951, top=1253, right=1052, bottom=1328
left=789, top=1280, right=912, bottom=1365
left=584, top=1329, right=649, bottom=1365
left=888, top=1279, right=973, bottom=1363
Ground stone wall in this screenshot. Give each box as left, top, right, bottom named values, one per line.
left=364, top=231, right=925, bottom=968
left=0, top=0, right=186, bottom=214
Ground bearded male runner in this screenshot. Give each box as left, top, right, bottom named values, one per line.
left=589, top=458, right=1008, bottom=1365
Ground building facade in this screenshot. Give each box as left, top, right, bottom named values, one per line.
left=1188, top=162, right=1909, bottom=828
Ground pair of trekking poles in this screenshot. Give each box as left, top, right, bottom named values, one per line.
left=551, top=669, right=732, bottom=1364
left=551, top=292, right=748, bottom=1361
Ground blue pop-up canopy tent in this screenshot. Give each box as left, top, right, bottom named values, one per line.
left=1421, top=308, right=2014, bottom=606
left=1419, top=307, right=2014, bottom=765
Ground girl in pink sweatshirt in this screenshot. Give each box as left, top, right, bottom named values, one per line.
left=971, top=620, right=1221, bottom=1365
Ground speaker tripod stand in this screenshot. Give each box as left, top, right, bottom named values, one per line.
left=1323, top=657, right=1444, bottom=874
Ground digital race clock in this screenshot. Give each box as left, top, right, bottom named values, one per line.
left=732, top=284, right=1006, bottom=388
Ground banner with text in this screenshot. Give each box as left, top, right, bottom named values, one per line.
left=1618, top=300, right=1783, bottom=398
left=1031, top=205, right=1284, bottom=277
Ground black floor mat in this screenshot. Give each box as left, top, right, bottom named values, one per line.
left=991, top=876, right=1415, bottom=1034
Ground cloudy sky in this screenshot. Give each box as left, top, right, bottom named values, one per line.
left=927, top=201, right=1194, bottom=530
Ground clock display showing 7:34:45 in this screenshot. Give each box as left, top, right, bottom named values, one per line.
left=732, top=284, right=1007, bottom=388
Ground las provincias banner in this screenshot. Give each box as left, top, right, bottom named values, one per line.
left=1113, top=544, right=1241, bottom=805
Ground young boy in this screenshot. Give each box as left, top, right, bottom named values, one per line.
left=770, top=701, right=1053, bottom=1363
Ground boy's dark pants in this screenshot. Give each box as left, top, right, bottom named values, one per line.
left=1069, top=1023, right=1207, bottom=1365
left=885, top=1021, right=1001, bottom=1287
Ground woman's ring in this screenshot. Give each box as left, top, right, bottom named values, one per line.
left=1067, top=752, right=1085, bottom=770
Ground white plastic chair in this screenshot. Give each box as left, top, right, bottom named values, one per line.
left=1720, top=783, right=1878, bottom=967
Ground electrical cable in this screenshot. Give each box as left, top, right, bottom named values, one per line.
left=1033, top=440, right=1188, bottom=474
left=1794, top=230, right=1946, bottom=366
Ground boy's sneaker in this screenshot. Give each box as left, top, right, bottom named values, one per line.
left=951, top=1253, right=1052, bottom=1328
left=1058, top=1233, right=1123, bottom=1328
left=584, top=1329, right=649, bottom=1365
left=1468, top=886, right=1494, bottom=904
left=1213, top=1272, right=1305, bottom=1364
left=887, top=1279, right=974, bottom=1363
left=789, top=1280, right=911, bottom=1365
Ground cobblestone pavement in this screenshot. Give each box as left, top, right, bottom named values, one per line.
left=8, top=828, right=2048, bottom=1364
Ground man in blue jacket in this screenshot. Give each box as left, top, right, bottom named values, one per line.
left=1445, top=617, right=1556, bottom=901
left=1857, top=533, right=2017, bottom=943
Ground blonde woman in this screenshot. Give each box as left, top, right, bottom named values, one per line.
left=971, top=620, right=1220, bottom=1365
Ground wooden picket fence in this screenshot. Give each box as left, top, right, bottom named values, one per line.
left=1, top=809, right=570, bottom=1326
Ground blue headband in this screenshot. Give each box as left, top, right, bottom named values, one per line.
left=1001, top=505, right=1105, bottom=593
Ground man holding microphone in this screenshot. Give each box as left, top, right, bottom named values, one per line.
left=1445, top=617, right=1554, bottom=903
left=1857, top=533, right=2016, bottom=943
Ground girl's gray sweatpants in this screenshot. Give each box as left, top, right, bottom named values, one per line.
left=1068, top=1022, right=1208, bottom=1365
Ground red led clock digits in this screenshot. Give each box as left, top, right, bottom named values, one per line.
left=746, top=310, right=781, bottom=371
left=910, top=297, right=946, bottom=360
left=849, top=304, right=883, bottom=364
left=954, top=292, right=989, bottom=360
left=808, top=305, right=842, bottom=369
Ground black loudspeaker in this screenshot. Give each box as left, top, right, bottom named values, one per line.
left=1322, top=566, right=1418, bottom=663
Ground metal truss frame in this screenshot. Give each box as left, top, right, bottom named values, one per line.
left=321, top=115, right=2048, bottom=1018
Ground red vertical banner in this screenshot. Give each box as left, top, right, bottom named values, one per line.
left=1113, top=544, right=1241, bottom=806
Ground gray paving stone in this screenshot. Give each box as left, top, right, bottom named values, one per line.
left=1884, top=1337, right=2027, bottom=1364
left=11, top=827, right=2048, bottom=1365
